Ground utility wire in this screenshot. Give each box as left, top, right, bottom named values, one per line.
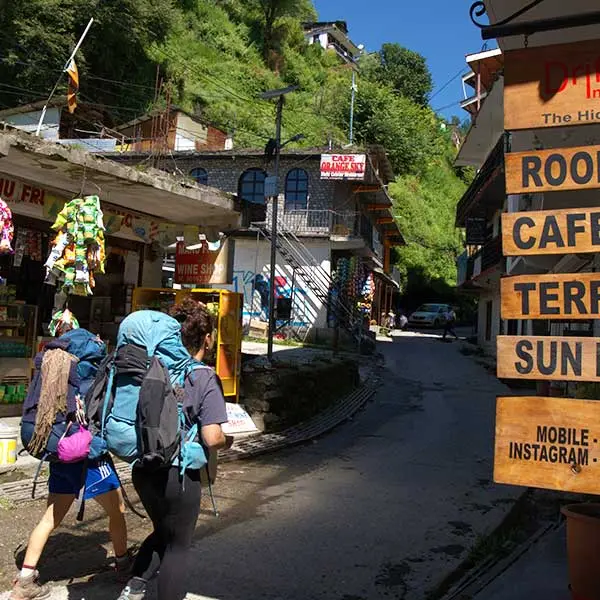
left=429, top=69, right=467, bottom=102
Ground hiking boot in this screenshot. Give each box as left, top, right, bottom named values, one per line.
left=9, top=571, right=51, bottom=600
left=117, top=577, right=147, bottom=600
left=114, top=552, right=135, bottom=583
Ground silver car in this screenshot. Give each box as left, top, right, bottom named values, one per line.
left=408, top=303, right=451, bottom=328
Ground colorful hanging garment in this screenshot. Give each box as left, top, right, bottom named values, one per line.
left=0, top=198, right=14, bottom=255
left=44, top=195, right=106, bottom=296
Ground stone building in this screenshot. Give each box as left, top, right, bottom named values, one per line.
left=105, top=146, right=403, bottom=341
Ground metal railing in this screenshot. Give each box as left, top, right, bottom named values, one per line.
left=254, top=218, right=361, bottom=339
left=270, top=209, right=359, bottom=237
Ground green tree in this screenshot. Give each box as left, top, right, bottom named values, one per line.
left=0, top=0, right=176, bottom=118
left=368, top=43, right=433, bottom=106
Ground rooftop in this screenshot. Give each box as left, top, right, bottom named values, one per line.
left=0, top=126, right=238, bottom=228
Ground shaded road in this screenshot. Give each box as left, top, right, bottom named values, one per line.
left=1, top=333, right=520, bottom=600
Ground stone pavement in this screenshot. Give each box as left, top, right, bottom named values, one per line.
left=0, top=333, right=527, bottom=599
left=467, top=524, right=570, bottom=600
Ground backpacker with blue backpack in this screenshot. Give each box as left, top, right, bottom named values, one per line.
left=21, top=329, right=108, bottom=501
left=85, top=311, right=218, bottom=513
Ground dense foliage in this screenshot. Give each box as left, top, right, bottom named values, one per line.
left=0, top=0, right=470, bottom=299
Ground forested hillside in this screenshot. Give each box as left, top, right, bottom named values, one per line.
left=0, top=0, right=471, bottom=301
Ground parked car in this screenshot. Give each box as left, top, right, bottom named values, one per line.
left=408, top=303, right=451, bottom=328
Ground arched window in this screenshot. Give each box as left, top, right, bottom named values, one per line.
left=190, top=167, right=208, bottom=185
left=239, top=168, right=266, bottom=204
left=285, top=168, right=309, bottom=210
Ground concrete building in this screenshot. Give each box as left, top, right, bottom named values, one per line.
left=106, top=146, right=404, bottom=340
left=455, top=0, right=600, bottom=356
left=0, top=101, right=231, bottom=155
left=114, top=107, right=231, bottom=153
left=303, top=21, right=362, bottom=64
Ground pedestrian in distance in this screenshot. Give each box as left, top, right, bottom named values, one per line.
left=117, top=299, right=230, bottom=600
left=11, top=327, right=131, bottom=600
left=442, top=306, right=459, bottom=341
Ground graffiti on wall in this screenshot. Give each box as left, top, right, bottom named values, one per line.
left=232, top=270, right=313, bottom=327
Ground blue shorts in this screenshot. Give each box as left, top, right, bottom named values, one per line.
left=49, top=459, right=120, bottom=500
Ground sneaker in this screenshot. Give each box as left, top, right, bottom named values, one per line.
left=117, top=577, right=147, bottom=600
left=9, top=571, right=51, bottom=600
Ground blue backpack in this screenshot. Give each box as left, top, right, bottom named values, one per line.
left=86, top=311, right=209, bottom=475
left=21, top=329, right=107, bottom=463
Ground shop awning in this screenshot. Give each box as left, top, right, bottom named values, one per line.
left=0, top=129, right=239, bottom=230
left=372, top=267, right=400, bottom=289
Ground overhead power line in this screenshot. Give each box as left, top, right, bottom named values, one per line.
left=429, top=69, right=467, bottom=102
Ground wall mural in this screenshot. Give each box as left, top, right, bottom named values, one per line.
left=232, top=270, right=314, bottom=327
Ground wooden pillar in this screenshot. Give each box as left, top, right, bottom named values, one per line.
left=376, top=279, right=382, bottom=324
left=383, top=239, right=391, bottom=274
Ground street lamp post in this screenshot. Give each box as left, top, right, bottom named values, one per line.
left=260, top=85, right=299, bottom=361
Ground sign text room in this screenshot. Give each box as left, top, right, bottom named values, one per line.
left=506, top=146, right=600, bottom=194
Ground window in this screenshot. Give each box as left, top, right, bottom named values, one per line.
left=285, top=168, right=309, bottom=210
left=239, top=168, right=266, bottom=205
left=190, top=167, right=208, bottom=185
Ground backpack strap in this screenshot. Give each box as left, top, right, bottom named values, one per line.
left=75, top=457, right=89, bottom=522
left=104, top=454, right=146, bottom=519
left=31, top=453, right=49, bottom=499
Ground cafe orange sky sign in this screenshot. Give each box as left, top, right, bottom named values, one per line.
left=505, top=40, right=600, bottom=131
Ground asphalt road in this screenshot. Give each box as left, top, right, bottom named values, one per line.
left=1, top=332, right=520, bottom=600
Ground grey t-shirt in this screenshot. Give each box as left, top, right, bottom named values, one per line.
left=182, top=366, right=228, bottom=429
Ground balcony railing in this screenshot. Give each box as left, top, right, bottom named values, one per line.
left=461, top=237, right=503, bottom=284
left=480, top=236, right=503, bottom=272
left=275, top=209, right=359, bottom=238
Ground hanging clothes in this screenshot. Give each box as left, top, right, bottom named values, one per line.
left=44, top=195, right=106, bottom=296
left=0, top=198, right=14, bottom=255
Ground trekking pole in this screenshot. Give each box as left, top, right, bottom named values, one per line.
left=204, top=464, right=220, bottom=517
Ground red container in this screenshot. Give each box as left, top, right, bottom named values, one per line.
left=562, top=503, right=600, bottom=600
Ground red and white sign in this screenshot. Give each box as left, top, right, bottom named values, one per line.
left=320, top=154, right=366, bottom=180
left=174, top=240, right=230, bottom=285
left=222, top=403, right=259, bottom=435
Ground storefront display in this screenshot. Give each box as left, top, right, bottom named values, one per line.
left=132, top=287, right=243, bottom=401
left=332, top=256, right=375, bottom=321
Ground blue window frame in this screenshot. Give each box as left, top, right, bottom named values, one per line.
left=285, top=168, right=309, bottom=210
left=239, top=168, right=267, bottom=204
left=190, top=167, right=208, bottom=185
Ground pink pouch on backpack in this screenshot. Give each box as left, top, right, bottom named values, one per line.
left=57, top=423, right=93, bottom=463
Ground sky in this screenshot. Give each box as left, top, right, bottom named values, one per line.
left=313, top=0, right=497, bottom=121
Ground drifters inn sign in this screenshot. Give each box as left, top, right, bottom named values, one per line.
left=505, top=40, right=600, bottom=131
left=320, top=154, right=366, bottom=180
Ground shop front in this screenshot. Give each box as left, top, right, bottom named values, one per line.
left=0, top=128, right=240, bottom=415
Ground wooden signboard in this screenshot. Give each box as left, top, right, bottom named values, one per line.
left=502, top=207, right=600, bottom=256
left=497, top=335, right=600, bottom=382
left=501, top=273, right=600, bottom=320
left=505, top=40, right=600, bottom=131
left=506, top=146, right=600, bottom=195
left=495, top=396, right=600, bottom=494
